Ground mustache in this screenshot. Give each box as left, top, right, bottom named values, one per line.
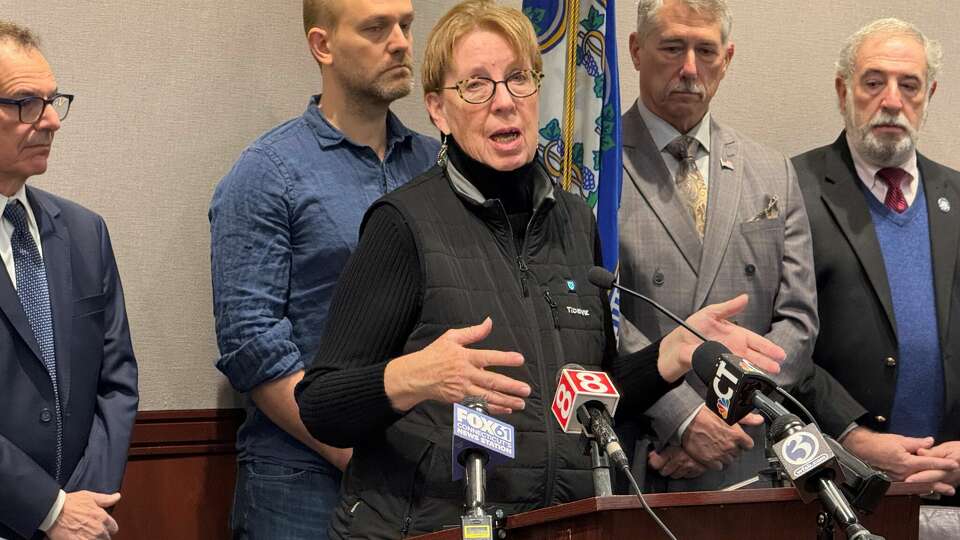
left=667, top=78, right=706, bottom=96
left=866, top=111, right=915, bottom=135
left=26, top=134, right=53, bottom=146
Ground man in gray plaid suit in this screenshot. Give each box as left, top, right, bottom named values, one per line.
left=617, top=0, right=818, bottom=492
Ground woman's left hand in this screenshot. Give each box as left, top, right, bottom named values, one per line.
left=658, top=294, right=786, bottom=382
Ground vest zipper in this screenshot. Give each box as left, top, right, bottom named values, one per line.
left=400, top=516, right=412, bottom=538
left=543, top=290, right=560, bottom=328
left=499, top=197, right=560, bottom=508
left=517, top=256, right=530, bottom=297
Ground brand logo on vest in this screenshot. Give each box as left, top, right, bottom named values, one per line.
left=566, top=306, right=590, bottom=317
left=566, top=279, right=576, bottom=292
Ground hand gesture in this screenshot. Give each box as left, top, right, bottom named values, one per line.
left=658, top=294, right=786, bottom=382
left=384, top=318, right=531, bottom=414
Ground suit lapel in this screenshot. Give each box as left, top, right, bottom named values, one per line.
left=0, top=251, right=43, bottom=361
left=28, top=188, right=73, bottom=407
left=820, top=135, right=897, bottom=333
left=919, top=154, right=960, bottom=345
left=693, top=119, right=741, bottom=310
left=621, top=104, right=702, bottom=274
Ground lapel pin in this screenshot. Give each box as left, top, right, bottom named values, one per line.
left=938, top=197, right=951, bottom=213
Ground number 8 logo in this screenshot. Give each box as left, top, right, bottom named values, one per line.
left=576, top=372, right=610, bottom=393
left=555, top=384, right=573, bottom=419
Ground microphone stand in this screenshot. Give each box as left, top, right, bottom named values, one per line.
left=459, top=399, right=508, bottom=540
left=583, top=431, right=614, bottom=497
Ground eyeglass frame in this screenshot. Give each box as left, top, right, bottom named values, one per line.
left=0, top=93, right=74, bottom=124
left=442, top=69, right=544, bottom=104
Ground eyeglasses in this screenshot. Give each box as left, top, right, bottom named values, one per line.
left=443, top=70, right=543, bottom=104
left=0, top=93, right=74, bottom=124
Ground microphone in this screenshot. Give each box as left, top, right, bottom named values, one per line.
left=692, top=340, right=781, bottom=425
left=551, top=363, right=627, bottom=468
left=452, top=398, right=515, bottom=540
left=769, top=414, right=882, bottom=539
left=692, top=343, right=887, bottom=539
left=587, top=266, right=708, bottom=343
left=552, top=364, right=680, bottom=540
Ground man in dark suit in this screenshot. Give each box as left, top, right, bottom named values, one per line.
left=0, top=21, right=138, bottom=539
left=793, top=18, right=960, bottom=497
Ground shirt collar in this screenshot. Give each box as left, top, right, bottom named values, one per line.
left=303, top=94, right=414, bottom=151
left=0, top=184, right=36, bottom=227
left=635, top=98, right=711, bottom=155
left=846, top=131, right=920, bottom=190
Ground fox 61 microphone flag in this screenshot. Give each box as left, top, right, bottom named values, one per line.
left=451, top=403, right=516, bottom=481
left=551, top=367, right=620, bottom=433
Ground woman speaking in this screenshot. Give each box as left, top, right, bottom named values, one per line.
left=296, top=1, right=784, bottom=538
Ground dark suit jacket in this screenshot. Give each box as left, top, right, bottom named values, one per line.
left=0, top=187, right=138, bottom=539
left=791, top=133, right=960, bottom=441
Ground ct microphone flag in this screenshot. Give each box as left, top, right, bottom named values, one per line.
left=451, top=403, right=516, bottom=481
left=523, top=0, right=623, bottom=333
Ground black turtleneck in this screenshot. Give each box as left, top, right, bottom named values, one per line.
left=447, top=137, right=535, bottom=252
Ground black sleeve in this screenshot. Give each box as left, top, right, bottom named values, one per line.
left=791, top=363, right=868, bottom=438
left=592, top=229, right=681, bottom=419
left=296, top=204, right=422, bottom=448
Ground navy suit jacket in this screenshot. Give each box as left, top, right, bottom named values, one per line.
left=0, top=187, right=138, bottom=539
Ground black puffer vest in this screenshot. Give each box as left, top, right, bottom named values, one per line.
left=330, top=162, right=609, bottom=539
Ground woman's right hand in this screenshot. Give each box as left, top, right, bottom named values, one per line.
left=383, top=317, right=531, bottom=414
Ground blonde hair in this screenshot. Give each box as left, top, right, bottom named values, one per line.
left=422, top=0, right=542, bottom=95
left=303, top=0, right=344, bottom=35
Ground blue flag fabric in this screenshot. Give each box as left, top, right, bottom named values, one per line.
left=523, top=0, right=623, bottom=330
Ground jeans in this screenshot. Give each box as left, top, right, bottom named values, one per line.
left=231, top=461, right=342, bottom=540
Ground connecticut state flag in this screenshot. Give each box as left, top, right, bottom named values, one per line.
left=523, top=0, right=623, bottom=332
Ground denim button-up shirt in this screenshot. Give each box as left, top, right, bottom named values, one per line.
left=210, top=96, right=439, bottom=469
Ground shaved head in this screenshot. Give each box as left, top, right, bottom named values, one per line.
left=303, top=0, right=346, bottom=35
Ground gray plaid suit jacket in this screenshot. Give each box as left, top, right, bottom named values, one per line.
left=617, top=102, right=818, bottom=491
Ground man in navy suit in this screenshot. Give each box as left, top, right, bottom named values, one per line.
left=0, top=21, right=138, bottom=540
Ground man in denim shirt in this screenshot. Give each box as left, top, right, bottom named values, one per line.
left=208, top=1, right=438, bottom=538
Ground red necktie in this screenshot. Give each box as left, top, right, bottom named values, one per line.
left=877, top=167, right=909, bottom=213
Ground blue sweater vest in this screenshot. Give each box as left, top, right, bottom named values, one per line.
left=865, top=182, right=943, bottom=438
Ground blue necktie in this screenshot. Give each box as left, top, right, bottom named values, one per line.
left=4, top=200, right=62, bottom=481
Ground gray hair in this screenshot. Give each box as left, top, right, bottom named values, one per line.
left=0, top=20, right=41, bottom=51
left=836, top=18, right=942, bottom=89
left=635, top=0, right=732, bottom=44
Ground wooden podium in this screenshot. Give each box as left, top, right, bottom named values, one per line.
left=412, top=483, right=928, bottom=539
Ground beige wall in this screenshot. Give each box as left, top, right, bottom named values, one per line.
left=7, top=1, right=958, bottom=410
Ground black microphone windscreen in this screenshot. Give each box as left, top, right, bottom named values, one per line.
left=587, top=266, right=616, bottom=290
left=692, top=341, right=732, bottom=384
left=769, top=413, right=804, bottom=442
left=461, top=396, right=488, bottom=413
left=556, top=363, right=586, bottom=384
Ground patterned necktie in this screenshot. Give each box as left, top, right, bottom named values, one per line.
left=877, top=167, right=909, bottom=213
left=666, top=135, right=708, bottom=238
left=4, top=200, right=62, bottom=481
